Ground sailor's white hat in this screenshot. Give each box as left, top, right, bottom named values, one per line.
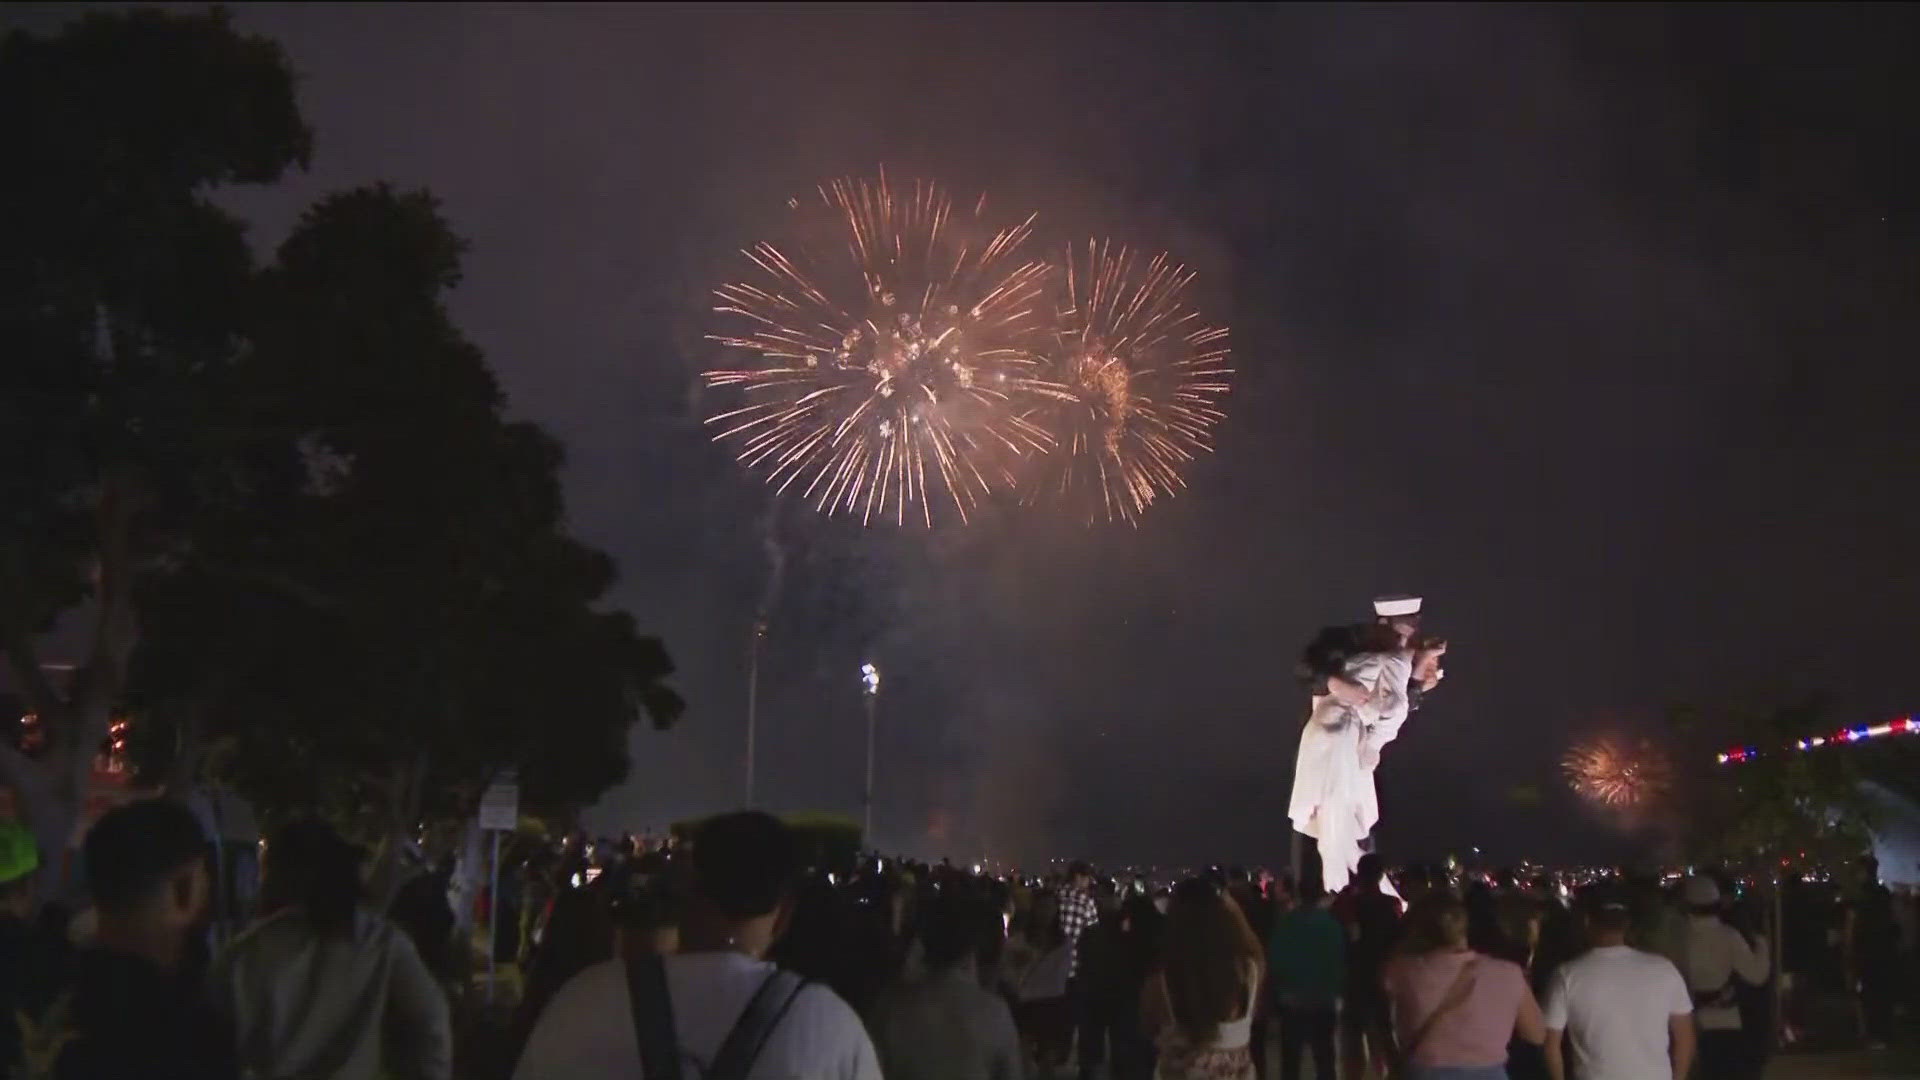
left=1373, top=595, right=1423, bottom=618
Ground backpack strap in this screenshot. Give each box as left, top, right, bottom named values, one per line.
left=706, top=969, right=808, bottom=1080
left=626, top=953, right=683, bottom=1080
left=1691, top=979, right=1739, bottom=1010
left=1393, top=956, right=1477, bottom=1072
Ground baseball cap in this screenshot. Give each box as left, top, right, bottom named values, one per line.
left=1683, top=876, right=1721, bottom=907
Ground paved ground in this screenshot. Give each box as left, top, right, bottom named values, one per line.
left=1766, top=1048, right=1920, bottom=1078
left=1239, top=1046, right=1920, bottom=1080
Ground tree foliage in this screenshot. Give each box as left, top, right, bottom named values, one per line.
left=0, top=8, right=310, bottom=880
left=3, top=11, right=682, bottom=868
left=127, top=187, right=683, bottom=838
left=1668, top=698, right=1876, bottom=877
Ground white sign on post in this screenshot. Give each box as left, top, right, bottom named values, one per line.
left=478, top=779, right=519, bottom=831
left=478, top=773, right=518, bottom=1005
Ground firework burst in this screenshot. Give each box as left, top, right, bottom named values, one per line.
left=703, top=173, right=1058, bottom=525
left=1021, top=239, right=1231, bottom=524
left=1564, top=736, right=1673, bottom=809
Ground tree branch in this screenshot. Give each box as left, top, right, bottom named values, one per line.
left=0, top=624, right=62, bottom=719
left=70, top=477, right=140, bottom=701
left=0, top=738, right=44, bottom=797
left=196, top=563, right=342, bottom=612
left=55, top=480, right=139, bottom=770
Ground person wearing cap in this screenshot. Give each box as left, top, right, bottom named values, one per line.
left=1298, top=596, right=1446, bottom=718
left=1288, top=596, right=1445, bottom=894
left=1542, top=890, right=1695, bottom=1080
left=1674, top=875, right=1767, bottom=1079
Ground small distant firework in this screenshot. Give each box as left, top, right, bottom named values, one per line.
left=1023, top=239, right=1231, bottom=524
left=703, top=173, right=1057, bottom=526
left=1564, top=736, right=1673, bottom=809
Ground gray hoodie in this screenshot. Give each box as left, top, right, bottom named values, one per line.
left=209, top=907, right=452, bottom=1080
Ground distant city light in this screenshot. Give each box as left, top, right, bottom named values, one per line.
left=1717, top=715, right=1916, bottom=764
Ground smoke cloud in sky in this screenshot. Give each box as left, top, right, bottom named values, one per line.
left=13, top=3, right=1912, bottom=865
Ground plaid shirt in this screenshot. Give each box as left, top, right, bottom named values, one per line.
left=1057, top=886, right=1099, bottom=975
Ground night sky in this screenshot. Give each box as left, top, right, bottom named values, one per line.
left=16, top=4, right=1916, bottom=867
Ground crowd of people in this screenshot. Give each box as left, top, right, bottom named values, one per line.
left=0, top=803, right=452, bottom=1080
left=488, top=830, right=1918, bottom=1080
left=0, top=801, right=1914, bottom=1080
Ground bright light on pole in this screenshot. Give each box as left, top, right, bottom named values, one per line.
left=861, top=661, right=880, bottom=845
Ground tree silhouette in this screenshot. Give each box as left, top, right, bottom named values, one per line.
left=0, top=9, right=310, bottom=892
left=126, top=187, right=683, bottom=840
left=2, top=12, right=681, bottom=884
left=1669, top=698, right=1874, bottom=877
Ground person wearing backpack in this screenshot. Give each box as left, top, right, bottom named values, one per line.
left=513, top=811, right=880, bottom=1080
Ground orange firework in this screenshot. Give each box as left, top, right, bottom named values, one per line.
left=703, top=173, right=1057, bottom=526
left=1021, top=240, right=1232, bottom=524
left=1564, top=736, right=1672, bottom=808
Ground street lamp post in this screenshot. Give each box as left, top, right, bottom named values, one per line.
left=861, top=662, right=881, bottom=844
left=745, top=619, right=766, bottom=807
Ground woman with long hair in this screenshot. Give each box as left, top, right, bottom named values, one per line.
left=1111, top=892, right=1167, bottom=1080
left=209, top=820, right=452, bottom=1080
left=1381, top=891, right=1544, bottom=1080
left=1143, top=878, right=1265, bottom=1080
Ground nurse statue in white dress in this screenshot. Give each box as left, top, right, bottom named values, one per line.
left=1288, top=595, right=1444, bottom=894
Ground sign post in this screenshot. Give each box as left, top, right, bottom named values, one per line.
left=478, top=774, right=519, bottom=1004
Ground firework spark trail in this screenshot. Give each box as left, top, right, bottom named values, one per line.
left=1022, top=239, right=1233, bottom=524
left=703, top=173, right=1059, bottom=525
left=1564, top=736, right=1673, bottom=809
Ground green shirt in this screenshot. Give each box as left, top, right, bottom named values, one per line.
left=1269, top=905, right=1346, bottom=1006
